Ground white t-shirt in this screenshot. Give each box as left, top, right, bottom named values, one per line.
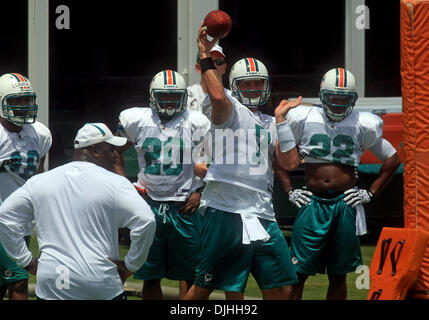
left=0, top=161, right=156, bottom=300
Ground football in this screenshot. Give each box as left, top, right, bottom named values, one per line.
left=203, top=10, right=232, bottom=39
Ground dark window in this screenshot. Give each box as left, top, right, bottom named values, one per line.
left=0, top=2, right=27, bottom=75
left=220, top=0, right=345, bottom=113
left=49, top=0, right=177, bottom=167
left=365, top=0, right=401, bottom=97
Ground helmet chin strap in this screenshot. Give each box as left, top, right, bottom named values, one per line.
left=239, top=92, right=265, bottom=109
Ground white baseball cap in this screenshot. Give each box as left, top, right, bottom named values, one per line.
left=74, top=123, right=127, bottom=149
left=211, top=43, right=225, bottom=57
left=196, top=43, right=225, bottom=62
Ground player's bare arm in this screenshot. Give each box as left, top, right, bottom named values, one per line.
left=367, top=152, right=401, bottom=197
left=274, top=97, right=301, bottom=171
left=112, top=133, right=133, bottom=176
left=272, top=158, right=292, bottom=193
left=37, top=156, right=47, bottom=174
left=275, top=141, right=299, bottom=171
left=197, top=24, right=232, bottom=125
left=110, top=259, right=133, bottom=284
left=24, top=257, right=38, bottom=275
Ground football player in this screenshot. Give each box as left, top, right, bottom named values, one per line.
left=0, top=73, right=52, bottom=300
left=221, top=57, right=294, bottom=299
left=115, top=70, right=210, bottom=300
left=184, top=25, right=300, bottom=300
left=283, top=68, right=401, bottom=299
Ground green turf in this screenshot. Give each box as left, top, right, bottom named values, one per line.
left=27, top=234, right=375, bottom=300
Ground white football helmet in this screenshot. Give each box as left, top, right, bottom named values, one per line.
left=149, top=70, right=188, bottom=117
left=319, top=68, right=358, bottom=122
left=229, top=58, right=271, bottom=108
left=0, top=73, right=37, bottom=126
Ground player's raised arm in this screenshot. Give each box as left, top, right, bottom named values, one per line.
left=274, top=97, right=302, bottom=171
left=196, top=24, right=232, bottom=125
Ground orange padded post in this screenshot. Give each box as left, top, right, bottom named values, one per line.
left=400, top=0, right=429, bottom=298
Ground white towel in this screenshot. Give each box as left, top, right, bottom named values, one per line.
left=355, top=205, right=367, bottom=236
left=240, top=214, right=270, bottom=244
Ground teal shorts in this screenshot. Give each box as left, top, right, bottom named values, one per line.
left=134, top=197, right=202, bottom=281
left=290, top=193, right=363, bottom=276
left=0, top=242, right=28, bottom=286
left=194, top=207, right=298, bottom=292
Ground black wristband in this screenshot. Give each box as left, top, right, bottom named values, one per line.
left=199, top=57, right=216, bottom=73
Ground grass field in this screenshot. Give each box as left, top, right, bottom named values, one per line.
left=26, top=234, right=375, bottom=300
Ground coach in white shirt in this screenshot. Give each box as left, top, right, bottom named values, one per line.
left=0, top=122, right=156, bottom=300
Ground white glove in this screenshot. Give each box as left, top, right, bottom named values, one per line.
left=343, top=188, right=373, bottom=207
left=288, top=188, right=313, bottom=208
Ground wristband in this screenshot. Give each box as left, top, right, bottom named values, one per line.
left=276, top=121, right=296, bottom=152
left=199, top=57, right=216, bottom=73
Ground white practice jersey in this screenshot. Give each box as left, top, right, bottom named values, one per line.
left=0, top=161, right=156, bottom=300
left=187, top=84, right=232, bottom=120
left=118, top=107, right=210, bottom=202
left=253, top=111, right=277, bottom=162
left=0, top=121, right=51, bottom=202
left=0, top=121, right=51, bottom=237
left=286, top=106, right=384, bottom=166
left=200, top=93, right=277, bottom=221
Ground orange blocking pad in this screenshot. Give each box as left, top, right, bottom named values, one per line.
left=368, top=227, right=429, bottom=300
left=400, top=0, right=429, bottom=298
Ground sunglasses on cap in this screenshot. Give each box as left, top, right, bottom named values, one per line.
left=214, top=59, right=226, bottom=66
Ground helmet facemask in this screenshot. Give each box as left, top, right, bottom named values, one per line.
left=319, top=68, right=358, bottom=122
left=229, top=58, right=271, bottom=109
left=149, top=70, right=188, bottom=119
left=150, top=89, right=188, bottom=118
left=320, top=89, right=357, bottom=122
left=231, top=76, right=271, bottom=108
left=1, top=93, right=38, bottom=126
